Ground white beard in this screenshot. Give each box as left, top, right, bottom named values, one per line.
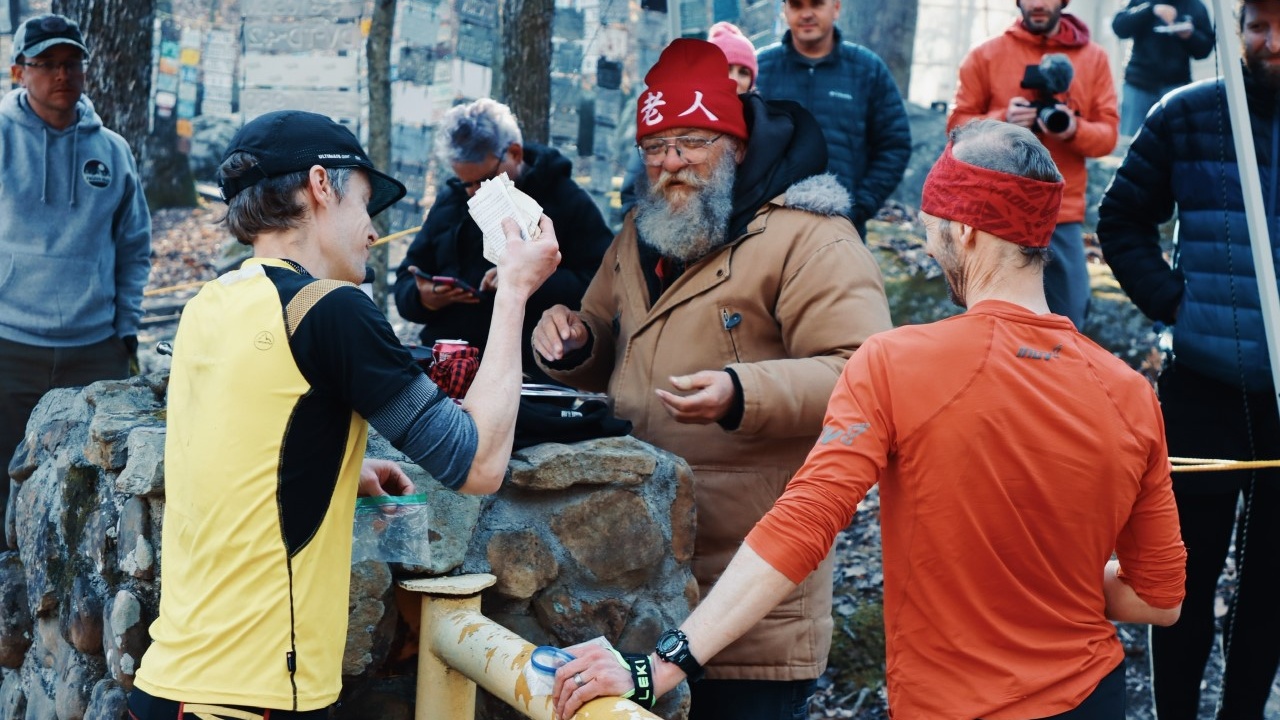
left=634, top=150, right=737, bottom=264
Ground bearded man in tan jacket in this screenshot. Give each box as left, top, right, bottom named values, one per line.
left=532, top=38, right=892, bottom=720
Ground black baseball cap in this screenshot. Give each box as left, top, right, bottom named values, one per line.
left=11, top=14, right=89, bottom=64
left=219, top=110, right=407, bottom=217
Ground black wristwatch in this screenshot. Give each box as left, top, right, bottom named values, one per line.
left=654, top=628, right=705, bottom=682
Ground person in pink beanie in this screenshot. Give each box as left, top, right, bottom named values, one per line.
left=707, top=21, right=757, bottom=94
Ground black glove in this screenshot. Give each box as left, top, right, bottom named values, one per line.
left=123, top=335, right=140, bottom=376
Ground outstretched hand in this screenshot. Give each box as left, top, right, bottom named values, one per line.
left=532, top=304, right=590, bottom=362
left=655, top=371, right=735, bottom=424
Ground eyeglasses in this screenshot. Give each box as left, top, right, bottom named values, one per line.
left=456, top=151, right=506, bottom=191
left=636, top=135, right=723, bottom=167
left=18, top=60, right=88, bottom=76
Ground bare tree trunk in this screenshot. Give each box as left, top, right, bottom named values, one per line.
left=52, top=0, right=154, bottom=167
left=839, top=0, right=918, bottom=98
left=366, top=0, right=396, bottom=309
left=55, top=0, right=197, bottom=208
left=501, top=0, right=553, bottom=144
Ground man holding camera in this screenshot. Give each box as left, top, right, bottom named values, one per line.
left=949, top=0, right=1119, bottom=329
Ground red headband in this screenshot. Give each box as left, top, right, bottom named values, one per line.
left=920, top=143, right=1063, bottom=248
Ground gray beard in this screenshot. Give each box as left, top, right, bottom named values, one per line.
left=634, top=150, right=736, bottom=264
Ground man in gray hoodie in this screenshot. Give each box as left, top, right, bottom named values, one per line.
left=0, top=14, right=151, bottom=518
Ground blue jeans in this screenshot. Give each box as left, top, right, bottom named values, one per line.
left=1121, top=82, right=1178, bottom=138
left=689, top=678, right=817, bottom=720
left=1044, top=223, right=1089, bottom=328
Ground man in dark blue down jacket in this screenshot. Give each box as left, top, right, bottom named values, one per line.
left=393, top=99, right=610, bottom=384
left=1111, top=0, right=1213, bottom=137
left=754, top=0, right=911, bottom=240
left=1097, top=1, right=1280, bottom=716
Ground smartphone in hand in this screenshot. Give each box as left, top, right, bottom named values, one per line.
left=413, top=268, right=481, bottom=297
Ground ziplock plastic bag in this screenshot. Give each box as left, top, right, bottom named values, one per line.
left=523, top=637, right=615, bottom=696
left=526, top=645, right=575, bottom=697
left=351, top=493, right=431, bottom=565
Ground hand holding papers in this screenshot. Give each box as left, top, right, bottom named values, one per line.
left=1153, top=20, right=1193, bottom=34
left=467, top=173, right=543, bottom=264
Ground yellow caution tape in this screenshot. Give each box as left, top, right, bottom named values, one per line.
left=1170, top=457, right=1280, bottom=473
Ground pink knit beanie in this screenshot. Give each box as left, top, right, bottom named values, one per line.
left=707, top=22, right=757, bottom=85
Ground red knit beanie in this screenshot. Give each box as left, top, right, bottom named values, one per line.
left=707, top=22, right=757, bottom=85
left=636, top=38, right=749, bottom=142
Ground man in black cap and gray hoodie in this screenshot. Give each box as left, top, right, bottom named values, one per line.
left=128, top=110, right=561, bottom=719
left=0, top=14, right=150, bottom=523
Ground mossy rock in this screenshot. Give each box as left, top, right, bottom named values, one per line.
left=828, top=599, right=886, bottom=692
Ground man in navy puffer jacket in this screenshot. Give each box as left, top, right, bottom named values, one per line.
left=1097, top=1, right=1280, bottom=715
left=755, top=0, right=911, bottom=240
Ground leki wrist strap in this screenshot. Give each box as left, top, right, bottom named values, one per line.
left=610, top=650, right=657, bottom=709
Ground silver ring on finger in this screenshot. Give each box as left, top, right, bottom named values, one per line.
left=432, top=285, right=442, bottom=293
left=573, top=672, right=586, bottom=688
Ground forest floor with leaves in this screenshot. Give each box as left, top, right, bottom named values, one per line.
left=146, top=201, right=1278, bottom=720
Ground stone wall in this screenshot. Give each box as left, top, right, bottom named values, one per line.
left=1, top=376, right=695, bottom=720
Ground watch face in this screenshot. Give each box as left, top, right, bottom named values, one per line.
left=656, top=630, right=684, bottom=656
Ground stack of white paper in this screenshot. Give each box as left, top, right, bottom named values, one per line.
left=466, top=173, right=543, bottom=263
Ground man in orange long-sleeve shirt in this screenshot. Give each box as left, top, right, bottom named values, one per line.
left=552, top=120, right=1184, bottom=720
left=948, top=0, right=1119, bottom=329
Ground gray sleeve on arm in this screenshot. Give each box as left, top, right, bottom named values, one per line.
left=366, top=374, right=479, bottom=491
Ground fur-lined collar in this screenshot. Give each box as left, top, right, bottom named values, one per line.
left=781, top=173, right=852, bottom=217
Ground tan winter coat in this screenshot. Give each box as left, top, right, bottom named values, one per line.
left=538, top=177, right=893, bottom=681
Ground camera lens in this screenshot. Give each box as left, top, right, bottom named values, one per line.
left=1038, top=106, right=1071, bottom=134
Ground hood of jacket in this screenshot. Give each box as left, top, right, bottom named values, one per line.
left=0, top=89, right=104, bottom=206
left=729, top=94, right=830, bottom=239
left=1005, top=12, right=1091, bottom=49
left=515, top=142, right=573, bottom=193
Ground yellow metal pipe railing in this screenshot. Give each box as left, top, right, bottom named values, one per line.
left=401, top=574, right=662, bottom=720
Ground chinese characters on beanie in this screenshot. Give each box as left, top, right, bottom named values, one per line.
left=636, top=38, right=748, bottom=142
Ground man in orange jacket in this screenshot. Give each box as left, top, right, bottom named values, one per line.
left=948, top=0, right=1119, bottom=329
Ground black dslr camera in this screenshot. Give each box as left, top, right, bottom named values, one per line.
left=1020, top=53, right=1074, bottom=134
